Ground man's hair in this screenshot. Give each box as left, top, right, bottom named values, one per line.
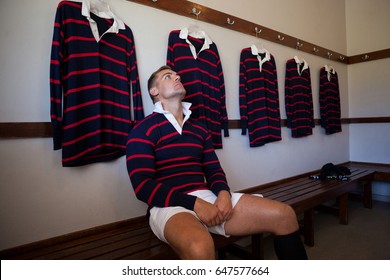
left=147, top=65, right=172, bottom=103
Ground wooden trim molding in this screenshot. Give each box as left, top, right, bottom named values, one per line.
left=126, top=0, right=390, bottom=64
left=0, top=122, right=52, bottom=138
left=348, top=117, right=390, bottom=124
left=226, top=117, right=390, bottom=129
left=348, top=49, right=390, bottom=64
left=1, top=117, right=389, bottom=138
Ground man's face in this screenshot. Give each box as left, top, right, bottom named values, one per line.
left=153, top=69, right=186, bottom=101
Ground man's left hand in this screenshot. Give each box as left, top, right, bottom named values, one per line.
left=214, top=190, right=233, bottom=222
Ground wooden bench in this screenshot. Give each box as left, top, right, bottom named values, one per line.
left=216, top=161, right=390, bottom=258
left=0, top=213, right=258, bottom=260
left=244, top=164, right=375, bottom=246
left=1, top=162, right=389, bottom=260
left=0, top=208, right=262, bottom=259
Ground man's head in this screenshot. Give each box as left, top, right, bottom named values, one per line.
left=147, top=66, right=185, bottom=104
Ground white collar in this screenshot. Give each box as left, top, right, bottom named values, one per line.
left=179, top=28, right=213, bottom=59
left=325, top=64, right=336, bottom=74
left=294, top=56, right=309, bottom=76
left=81, top=0, right=125, bottom=42
left=325, top=64, right=336, bottom=81
left=251, top=45, right=271, bottom=72
left=251, top=45, right=269, bottom=56
left=153, top=102, right=192, bottom=134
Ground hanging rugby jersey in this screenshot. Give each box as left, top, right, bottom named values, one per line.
left=166, top=28, right=228, bottom=149
left=239, top=45, right=281, bottom=147
left=285, top=56, right=314, bottom=137
left=319, top=65, right=342, bottom=134
left=50, top=0, right=144, bottom=166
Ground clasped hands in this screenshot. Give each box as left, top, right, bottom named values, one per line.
left=193, top=190, right=233, bottom=227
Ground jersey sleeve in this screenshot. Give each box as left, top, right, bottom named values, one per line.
left=284, top=60, right=293, bottom=128
left=202, top=133, right=231, bottom=196
left=239, top=49, right=248, bottom=135
left=166, top=31, right=175, bottom=69
left=49, top=4, right=64, bottom=150
left=126, top=28, right=144, bottom=124
left=215, top=46, right=229, bottom=137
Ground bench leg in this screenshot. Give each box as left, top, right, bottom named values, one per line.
left=338, top=193, right=349, bottom=225
left=303, top=208, right=314, bottom=247
left=251, top=233, right=264, bottom=259
left=362, top=181, right=372, bottom=209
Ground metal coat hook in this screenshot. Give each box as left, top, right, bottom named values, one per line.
left=362, top=54, right=370, bottom=61
left=313, top=47, right=319, bottom=53
left=254, top=27, right=262, bottom=37
left=277, top=34, right=285, bottom=41
left=296, top=40, right=303, bottom=49
left=191, top=7, right=201, bottom=19
left=339, top=55, right=345, bottom=61
left=151, top=0, right=158, bottom=2
left=227, top=18, right=235, bottom=25
left=327, top=52, right=333, bottom=59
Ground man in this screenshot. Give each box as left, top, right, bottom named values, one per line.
left=126, top=66, right=307, bottom=260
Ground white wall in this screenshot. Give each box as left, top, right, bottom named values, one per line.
left=194, top=0, right=348, bottom=54
left=345, top=0, right=390, bottom=202
left=348, top=58, right=390, bottom=165
left=345, top=0, right=390, bottom=55
left=0, top=0, right=383, bottom=250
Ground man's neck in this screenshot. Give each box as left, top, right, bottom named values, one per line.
left=161, top=100, right=184, bottom=126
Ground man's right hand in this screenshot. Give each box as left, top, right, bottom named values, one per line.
left=193, top=197, right=224, bottom=227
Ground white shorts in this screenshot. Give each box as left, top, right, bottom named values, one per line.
left=149, top=190, right=262, bottom=243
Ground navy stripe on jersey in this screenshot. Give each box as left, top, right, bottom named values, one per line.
left=126, top=113, right=230, bottom=210
left=167, top=30, right=228, bottom=149
left=284, top=59, right=314, bottom=137
left=50, top=1, right=144, bottom=166
left=319, top=68, right=342, bottom=134
left=239, top=48, right=282, bottom=147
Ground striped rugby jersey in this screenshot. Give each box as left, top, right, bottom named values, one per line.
left=126, top=109, right=230, bottom=210
left=50, top=1, right=144, bottom=166
left=284, top=56, right=314, bottom=137
left=166, top=29, right=229, bottom=149
left=319, top=65, right=342, bottom=134
left=239, top=46, right=282, bottom=147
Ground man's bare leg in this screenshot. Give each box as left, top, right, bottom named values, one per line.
left=164, top=212, right=215, bottom=259
left=225, top=194, right=307, bottom=260
left=224, top=194, right=298, bottom=235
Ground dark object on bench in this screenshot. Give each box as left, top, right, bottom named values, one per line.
left=320, top=162, right=351, bottom=180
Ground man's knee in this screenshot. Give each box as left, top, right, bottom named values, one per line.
left=277, top=204, right=299, bottom=234
left=184, top=234, right=215, bottom=259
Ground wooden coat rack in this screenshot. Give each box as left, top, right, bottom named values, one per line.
left=126, top=0, right=390, bottom=64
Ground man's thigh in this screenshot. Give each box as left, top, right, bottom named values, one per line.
left=224, top=194, right=294, bottom=236
left=149, top=206, right=197, bottom=242
left=164, top=212, right=214, bottom=257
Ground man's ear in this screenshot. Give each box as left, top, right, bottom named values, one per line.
left=150, top=87, right=159, bottom=99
